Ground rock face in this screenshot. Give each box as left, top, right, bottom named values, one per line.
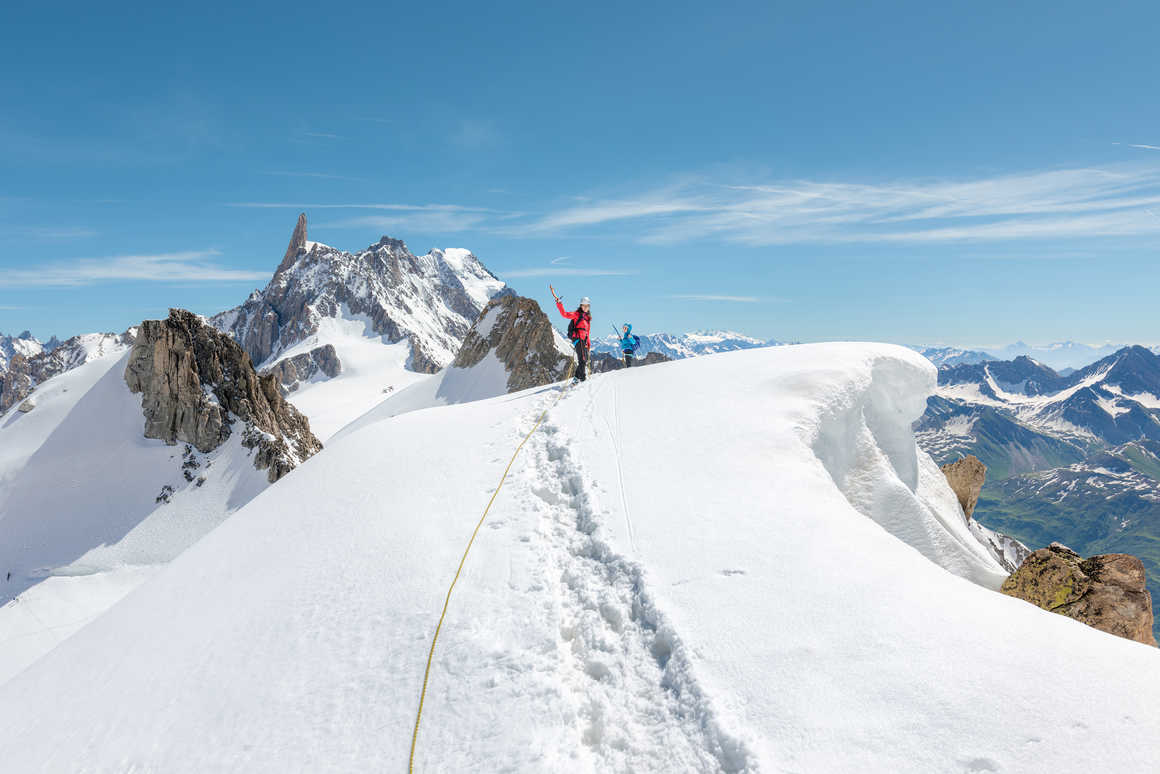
left=590, top=351, right=671, bottom=373
left=452, top=293, right=575, bottom=391
left=1002, top=542, right=1157, bottom=646
left=1, top=331, right=134, bottom=414
left=941, top=454, right=986, bottom=521
left=124, top=309, right=322, bottom=482
left=212, top=213, right=505, bottom=374
left=263, top=344, right=341, bottom=393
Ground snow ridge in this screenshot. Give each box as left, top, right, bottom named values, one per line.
left=524, top=397, right=754, bottom=772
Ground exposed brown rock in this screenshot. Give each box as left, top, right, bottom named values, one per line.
left=452, top=293, right=574, bottom=391
left=124, top=309, right=322, bottom=482
left=1001, top=542, right=1157, bottom=646
left=263, top=344, right=341, bottom=393
left=941, top=454, right=987, bottom=521
left=277, top=212, right=309, bottom=275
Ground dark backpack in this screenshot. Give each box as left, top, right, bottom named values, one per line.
left=567, top=311, right=589, bottom=341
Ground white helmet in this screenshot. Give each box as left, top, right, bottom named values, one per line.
left=579, top=297, right=591, bottom=305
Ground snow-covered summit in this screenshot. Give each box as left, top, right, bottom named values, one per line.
left=211, top=214, right=505, bottom=375
left=3, top=343, right=1155, bottom=772
left=0, top=331, right=45, bottom=371
left=0, top=330, right=134, bottom=413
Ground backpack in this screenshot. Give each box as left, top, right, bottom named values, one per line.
left=632, top=334, right=640, bottom=349
left=567, top=311, right=589, bottom=341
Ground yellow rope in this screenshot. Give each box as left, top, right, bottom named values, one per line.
left=409, top=387, right=569, bottom=772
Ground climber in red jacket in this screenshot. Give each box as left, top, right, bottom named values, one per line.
left=551, top=284, right=591, bottom=382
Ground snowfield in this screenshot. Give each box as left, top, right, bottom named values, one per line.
left=0, top=344, right=1157, bottom=772
left=0, top=351, right=272, bottom=685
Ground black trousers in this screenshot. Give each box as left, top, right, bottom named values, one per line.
left=623, top=352, right=634, bottom=368
left=574, top=339, right=589, bottom=380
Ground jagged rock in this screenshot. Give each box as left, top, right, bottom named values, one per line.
left=278, top=212, right=308, bottom=274
left=263, top=344, right=342, bottom=393
left=590, top=351, right=671, bottom=373
left=124, top=309, right=322, bottom=482
left=17, top=399, right=34, bottom=413
left=212, top=214, right=504, bottom=374
left=1001, top=542, right=1157, bottom=646
left=941, top=454, right=986, bottom=521
left=452, top=294, right=575, bottom=391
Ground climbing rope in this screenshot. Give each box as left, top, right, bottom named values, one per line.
left=408, top=385, right=571, bottom=772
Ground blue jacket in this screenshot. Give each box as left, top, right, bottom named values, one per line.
left=618, top=324, right=640, bottom=353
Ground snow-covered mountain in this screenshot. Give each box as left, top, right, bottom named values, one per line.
left=0, top=330, right=134, bottom=413
left=931, top=347, right=1160, bottom=446
left=0, top=331, right=49, bottom=371
left=911, top=345, right=993, bottom=367
left=1, top=344, right=1157, bottom=772
left=210, top=213, right=505, bottom=439
left=591, top=330, right=776, bottom=359
left=0, top=310, right=319, bottom=685
left=978, top=340, right=1135, bottom=371
left=212, top=213, right=504, bottom=373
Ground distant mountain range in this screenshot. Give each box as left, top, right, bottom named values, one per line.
left=913, top=341, right=1160, bottom=371
left=915, top=345, right=1160, bottom=639
left=592, top=330, right=781, bottom=359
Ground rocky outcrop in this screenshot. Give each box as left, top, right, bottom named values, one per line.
left=212, top=214, right=504, bottom=374
left=278, top=212, right=308, bottom=274
left=263, top=344, right=341, bottom=393
left=940, top=453, right=1031, bottom=573
left=1001, top=542, right=1156, bottom=646
left=124, top=309, right=322, bottom=482
left=941, top=454, right=986, bottom=521
left=1, top=331, right=134, bottom=414
left=591, top=351, right=672, bottom=374
left=452, top=293, right=575, bottom=391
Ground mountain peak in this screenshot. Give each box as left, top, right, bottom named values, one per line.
left=276, top=213, right=309, bottom=275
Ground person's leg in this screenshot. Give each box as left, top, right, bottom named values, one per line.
left=574, top=339, right=587, bottom=381
left=624, top=353, right=633, bottom=368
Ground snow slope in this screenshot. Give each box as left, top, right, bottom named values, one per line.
left=1, top=344, right=1157, bottom=773
left=0, top=351, right=270, bottom=685
left=260, top=310, right=432, bottom=441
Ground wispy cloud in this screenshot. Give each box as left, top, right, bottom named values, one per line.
left=1129, top=144, right=1160, bottom=151
left=550, top=256, right=571, bottom=264
left=668, top=294, right=760, bottom=303
left=302, top=131, right=343, bottom=140
left=0, top=251, right=269, bottom=287
left=504, top=266, right=638, bottom=278
left=514, top=165, right=1160, bottom=246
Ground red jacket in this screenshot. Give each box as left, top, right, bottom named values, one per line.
left=556, top=300, right=591, bottom=344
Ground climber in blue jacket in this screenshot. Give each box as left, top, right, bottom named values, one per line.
left=618, top=323, right=641, bottom=368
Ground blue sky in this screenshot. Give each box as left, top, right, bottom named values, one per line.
left=2, top=0, right=1159, bottom=346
